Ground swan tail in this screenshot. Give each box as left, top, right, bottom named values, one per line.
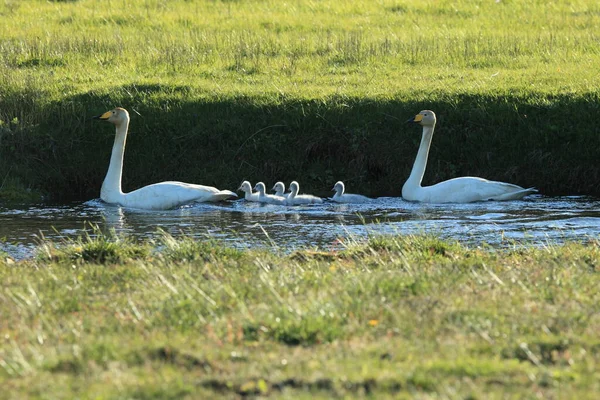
left=211, top=190, right=238, bottom=201
left=489, top=187, right=538, bottom=201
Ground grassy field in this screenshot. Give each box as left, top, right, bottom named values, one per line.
left=1, top=231, right=599, bottom=398
left=2, top=2, right=600, bottom=398
left=1, top=0, right=599, bottom=201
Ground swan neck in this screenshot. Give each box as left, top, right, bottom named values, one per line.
left=407, top=124, right=435, bottom=187
left=101, top=120, right=128, bottom=199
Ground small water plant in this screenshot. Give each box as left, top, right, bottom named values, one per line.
left=36, top=223, right=150, bottom=264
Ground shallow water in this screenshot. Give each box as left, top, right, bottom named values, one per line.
left=1, top=195, right=599, bottom=259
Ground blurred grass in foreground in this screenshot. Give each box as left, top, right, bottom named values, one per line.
left=1, top=231, right=600, bottom=398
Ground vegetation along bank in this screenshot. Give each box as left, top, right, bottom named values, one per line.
left=1, top=0, right=599, bottom=201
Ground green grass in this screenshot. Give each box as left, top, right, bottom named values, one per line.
left=1, top=232, right=600, bottom=398
left=1, top=0, right=599, bottom=201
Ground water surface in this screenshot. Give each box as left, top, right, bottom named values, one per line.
left=1, top=195, right=599, bottom=259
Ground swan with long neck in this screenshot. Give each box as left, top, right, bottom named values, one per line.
left=253, top=182, right=286, bottom=205
left=285, top=181, right=323, bottom=205
left=237, top=181, right=260, bottom=202
left=331, top=181, right=371, bottom=203
left=402, top=110, right=537, bottom=203
left=94, top=107, right=236, bottom=210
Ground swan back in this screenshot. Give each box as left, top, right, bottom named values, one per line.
left=123, top=182, right=236, bottom=209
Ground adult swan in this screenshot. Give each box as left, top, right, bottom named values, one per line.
left=94, top=107, right=236, bottom=210
left=402, top=110, right=537, bottom=203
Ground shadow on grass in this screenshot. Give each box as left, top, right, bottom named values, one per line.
left=1, top=84, right=599, bottom=201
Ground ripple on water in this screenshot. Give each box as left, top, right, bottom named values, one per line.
left=465, top=213, right=508, bottom=220
left=1, top=196, right=599, bottom=259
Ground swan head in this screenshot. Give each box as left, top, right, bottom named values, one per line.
left=238, top=181, right=252, bottom=193
left=332, top=181, right=344, bottom=194
left=288, top=181, right=299, bottom=195
left=272, top=181, right=285, bottom=193
left=408, top=110, right=436, bottom=127
left=253, top=182, right=266, bottom=194
left=93, top=107, right=129, bottom=126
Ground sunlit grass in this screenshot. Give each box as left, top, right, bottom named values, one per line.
left=1, top=0, right=599, bottom=200
left=35, top=224, right=151, bottom=264
left=1, top=231, right=599, bottom=397
left=1, top=0, right=599, bottom=396
left=1, top=0, right=599, bottom=99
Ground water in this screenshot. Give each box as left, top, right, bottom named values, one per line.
left=1, top=195, right=599, bottom=259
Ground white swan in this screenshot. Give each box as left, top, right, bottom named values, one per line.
left=253, top=182, right=287, bottom=205
left=94, top=107, right=237, bottom=210
left=237, top=181, right=260, bottom=202
left=271, top=181, right=290, bottom=198
left=331, top=181, right=371, bottom=203
left=285, top=181, right=323, bottom=205
left=403, top=110, right=538, bottom=203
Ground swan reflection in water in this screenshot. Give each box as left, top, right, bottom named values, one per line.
left=2, top=196, right=599, bottom=260
left=96, top=200, right=312, bottom=247
left=99, top=203, right=236, bottom=241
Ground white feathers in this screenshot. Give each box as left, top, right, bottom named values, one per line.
left=253, top=182, right=287, bottom=205
left=285, top=181, right=323, bottom=205
left=237, top=181, right=260, bottom=202
left=331, top=181, right=371, bottom=203
left=271, top=181, right=290, bottom=199
left=402, top=110, right=537, bottom=203
left=94, top=107, right=236, bottom=210
left=94, top=107, right=537, bottom=211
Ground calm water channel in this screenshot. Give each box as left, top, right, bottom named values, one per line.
left=1, top=195, right=599, bottom=259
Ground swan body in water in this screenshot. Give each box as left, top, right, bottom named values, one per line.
left=286, top=181, right=323, bottom=205
left=253, top=182, right=287, bottom=205
left=272, top=181, right=290, bottom=198
left=238, top=181, right=260, bottom=202
left=403, top=110, right=538, bottom=203
left=331, top=181, right=371, bottom=203
left=94, top=107, right=237, bottom=210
